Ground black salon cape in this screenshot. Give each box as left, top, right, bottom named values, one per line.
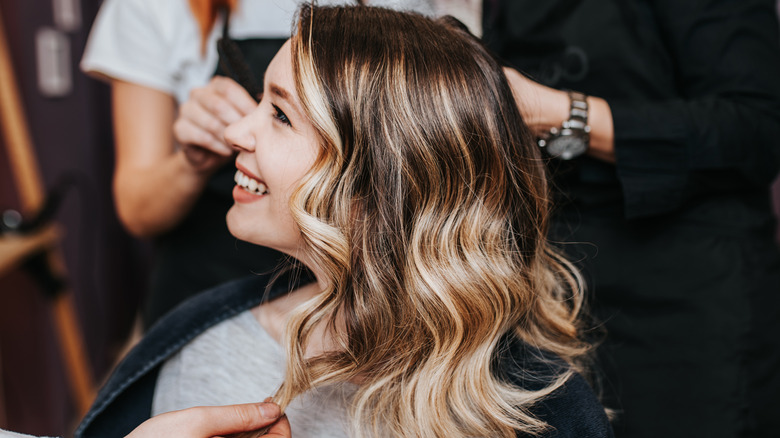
left=482, top=1, right=780, bottom=437
left=75, top=273, right=613, bottom=438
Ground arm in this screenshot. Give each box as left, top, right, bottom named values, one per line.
left=112, top=76, right=256, bottom=237
left=125, top=402, right=290, bottom=438
left=503, top=68, right=615, bottom=163
left=111, top=80, right=212, bottom=237
left=82, top=0, right=252, bottom=236
left=0, top=403, right=289, bottom=438
left=83, top=0, right=219, bottom=237
left=608, top=0, right=780, bottom=217
left=505, top=0, right=780, bottom=218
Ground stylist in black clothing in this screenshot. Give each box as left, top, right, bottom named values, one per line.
left=481, top=0, right=780, bottom=437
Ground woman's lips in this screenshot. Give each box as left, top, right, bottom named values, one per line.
left=233, top=168, right=268, bottom=203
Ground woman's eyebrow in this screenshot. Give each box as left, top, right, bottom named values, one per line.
left=268, top=83, right=292, bottom=102
left=268, top=82, right=304, bottom=117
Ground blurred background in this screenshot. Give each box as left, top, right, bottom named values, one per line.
left=0, top=0, right=779, bottom=436
left=0, top=0, right=146, bottom=435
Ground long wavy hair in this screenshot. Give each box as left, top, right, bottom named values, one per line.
left=273, top=5, right=589, bottom=437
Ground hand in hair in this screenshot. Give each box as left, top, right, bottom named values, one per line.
left=502, top=67, right=570, bottom=138
left=173, top=75, right=257, bottom=172
left=124, top=402, right=289, bottom=438
left=503, top=66, right=615, bottom=162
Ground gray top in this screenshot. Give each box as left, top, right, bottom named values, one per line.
left=153, top=310, right=355, bottom=437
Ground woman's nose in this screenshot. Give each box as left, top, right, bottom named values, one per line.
left=223, top=115, right=257, bottom=152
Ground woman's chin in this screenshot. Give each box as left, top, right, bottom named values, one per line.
left=226, top=206, right=252, bottom=243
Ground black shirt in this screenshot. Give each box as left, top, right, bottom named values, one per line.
left=482, top=1, right=780, bottom=437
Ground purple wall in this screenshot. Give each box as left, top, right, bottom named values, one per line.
left=0, top=0, right=144, bottom=434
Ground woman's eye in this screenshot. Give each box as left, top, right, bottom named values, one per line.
left=272, top=104, right=291, bottom=127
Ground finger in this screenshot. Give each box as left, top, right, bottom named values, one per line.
left=262, top=414, right=292, bottom=438
left=189, top=86, right=246, bottom=127
left=180, top=98, right=228, bottom=139
left=189, top=403, right=282, bottom=436
left=210, top=76, right=259, bottom=116
left=173, top=118, right=233, bottom=157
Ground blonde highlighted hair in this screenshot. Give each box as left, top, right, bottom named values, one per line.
left=273, top=5, right=589, bottom=437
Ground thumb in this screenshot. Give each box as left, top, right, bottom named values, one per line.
left=261, top=414, right=292, bottom=438
left=194, top=402, right=281, bottom=436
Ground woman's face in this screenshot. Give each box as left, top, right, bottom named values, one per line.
left=225, top=40, right=320, bottom=258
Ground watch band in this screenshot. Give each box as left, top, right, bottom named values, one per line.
left=537, top=90, right=591, bottom=155
left=565, top=91, right=589, bottom=131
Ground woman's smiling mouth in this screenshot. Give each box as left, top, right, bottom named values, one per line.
left=234, top=169, right=268, bottom=195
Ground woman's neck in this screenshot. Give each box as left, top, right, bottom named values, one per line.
left=252, top=281, right=339, bottom=358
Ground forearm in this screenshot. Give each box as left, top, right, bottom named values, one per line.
left=111, top=80, right=220, bottom=237
left=113, top=148, right=211, bottom=237
left=586, top=97, right=614, bottom=163
left=514, top=82, right=615, bottom=162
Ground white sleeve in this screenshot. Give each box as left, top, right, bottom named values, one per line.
left=80, top=0, right=177, bottom=95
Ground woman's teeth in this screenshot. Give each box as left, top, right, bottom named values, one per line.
left=234, top=169, right=268, bottom=195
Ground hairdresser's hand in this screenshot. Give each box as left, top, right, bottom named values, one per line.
left=503, top=67, right=615, bottom=162
left=124, top=402, right=284, bottom=438
left=503, top=67, right=569, bottom=138
left=174, top=76, right=258, bottom=172
left=260, top=414, right=292, bottom=437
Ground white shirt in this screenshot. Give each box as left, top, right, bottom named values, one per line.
left=80, top=0, right=438, bottom=104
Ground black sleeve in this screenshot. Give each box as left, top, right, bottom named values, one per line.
left=498, top=339, right=614, bottom=437
left=609, top=0, right=780, bottom=218
left=527, top=373, right=616, bottom=438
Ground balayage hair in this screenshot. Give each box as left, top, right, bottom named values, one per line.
left=273, top=5, right=588, bottom=437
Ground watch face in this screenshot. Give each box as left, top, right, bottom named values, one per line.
left=545, top=135, right=588, bottom=160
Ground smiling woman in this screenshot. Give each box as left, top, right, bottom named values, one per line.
left=73, top=5, right=613, bottom=438
left=224, top=40, right=322, bottom=259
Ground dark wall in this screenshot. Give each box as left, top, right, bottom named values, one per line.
left=0, top=0, right=145, bottom=434
left=774, top=0, right=780, bottom=241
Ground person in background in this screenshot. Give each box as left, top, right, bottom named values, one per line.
left=80, top=0, right=289, bottom=328
left=75, top=5, right=613, bottom=437
left=479, top=0, right=780, bottom=436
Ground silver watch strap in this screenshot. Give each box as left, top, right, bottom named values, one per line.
left=566, top=91, right=589, bottom=130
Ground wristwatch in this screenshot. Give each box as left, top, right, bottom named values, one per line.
left=537, top=91, right=591, bottom=160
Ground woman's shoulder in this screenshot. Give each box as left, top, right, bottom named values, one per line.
left=75, top=272, right=301, bottom=437
left=498, top=338, right=615, bottom=438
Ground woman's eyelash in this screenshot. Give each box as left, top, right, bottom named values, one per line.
left=272, top=104, right=291, bottom=126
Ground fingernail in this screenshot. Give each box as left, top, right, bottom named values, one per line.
left=259, top=402, right=280, bottom=419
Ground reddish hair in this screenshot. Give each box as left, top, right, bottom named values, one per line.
left=189, top=0, right=238, bottom=54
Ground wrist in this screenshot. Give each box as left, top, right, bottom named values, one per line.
left=584, top=96, right=615, bottom=162
left=537, top=91, right=591, bottom=160
left=179, top=144, right=230, bottom=176
left=176, top=148, right=218, bottom=187
left=524, top=89, right=570, bottom=136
